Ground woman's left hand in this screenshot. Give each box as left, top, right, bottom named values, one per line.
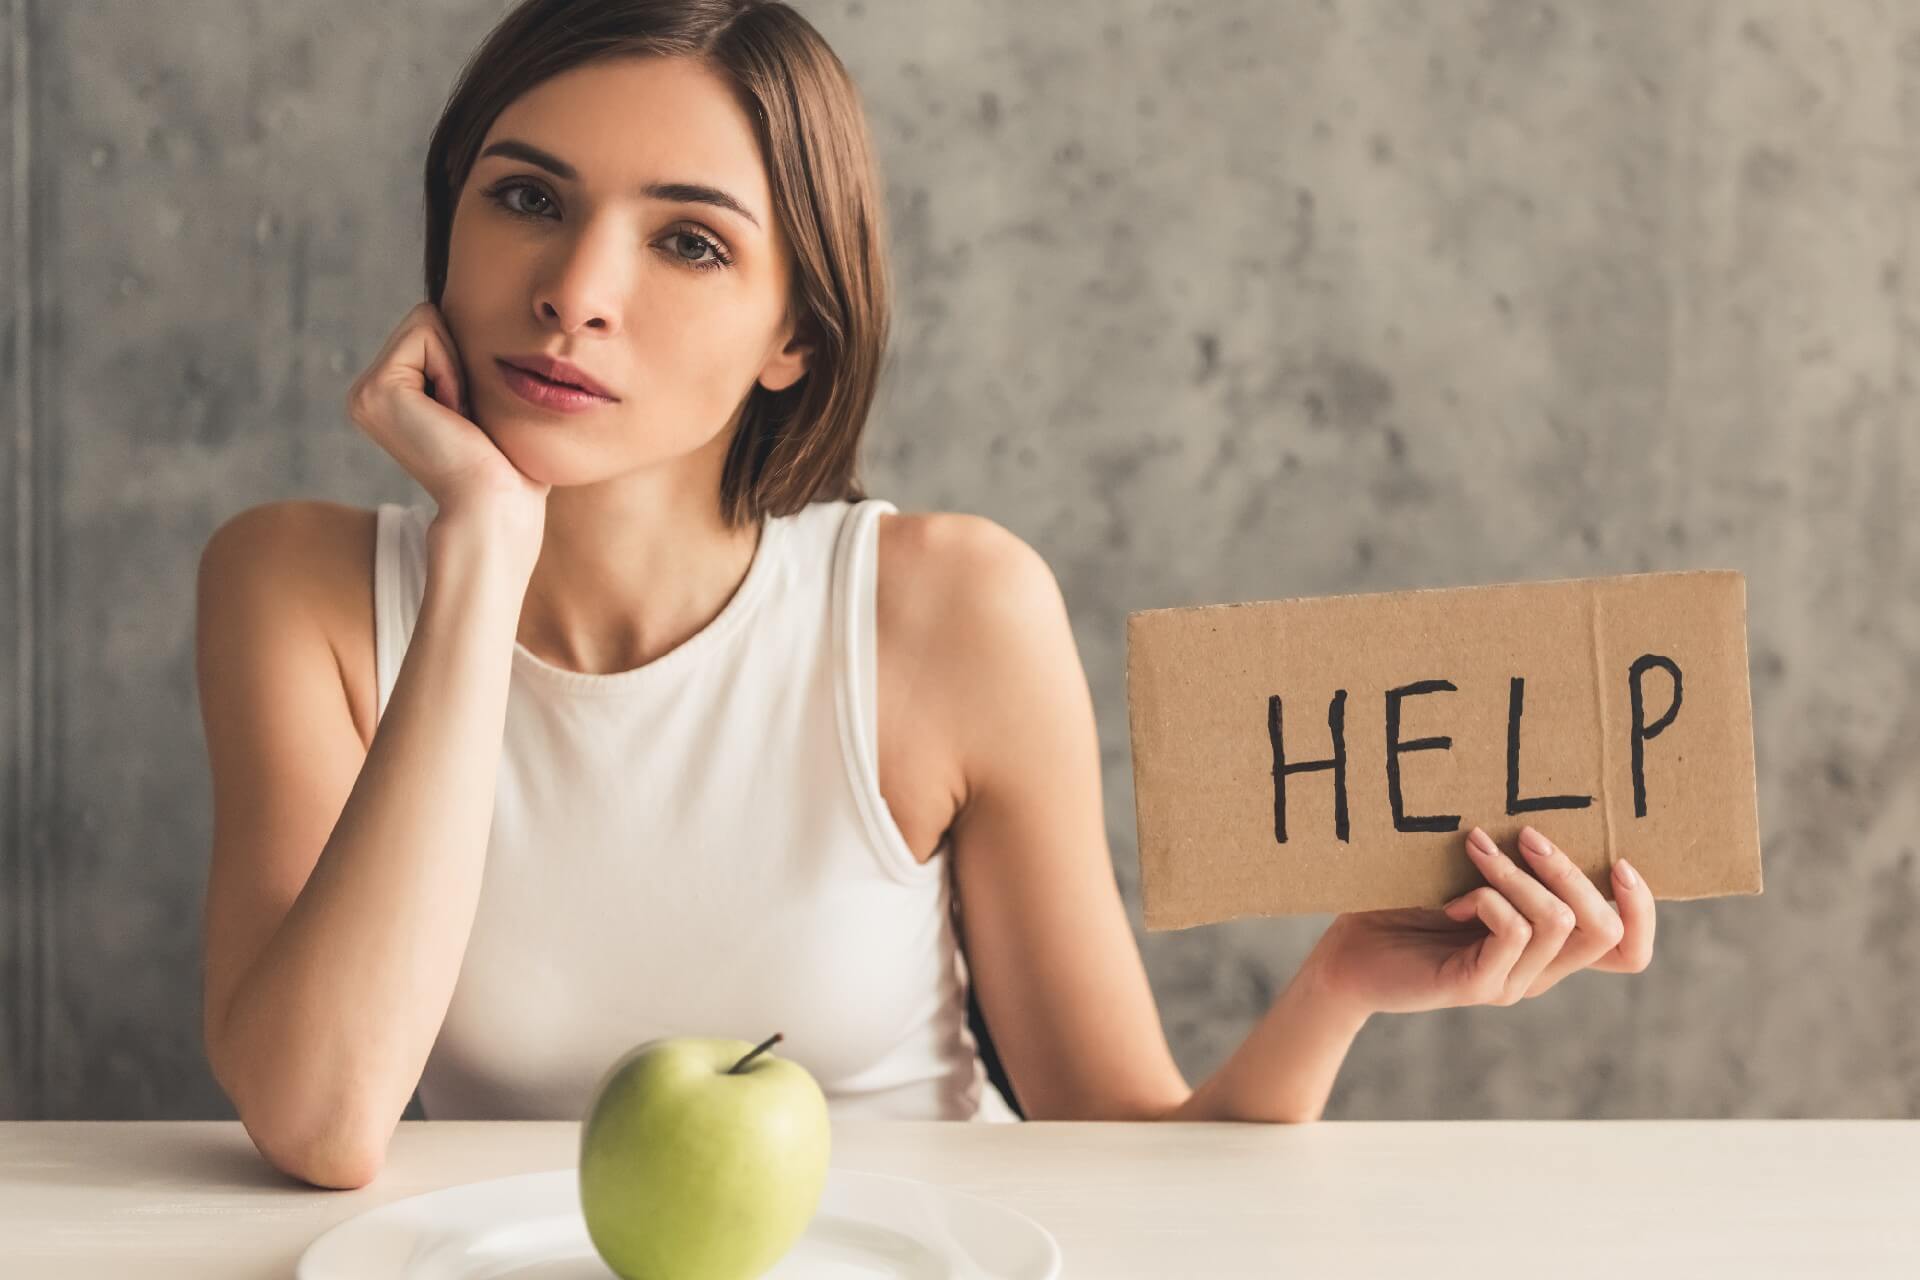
left=1311, top=825, right=1657, bottom=1018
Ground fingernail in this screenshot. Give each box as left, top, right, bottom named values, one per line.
left=1467, top=828, right=1498, bottom=858
left=1518, top=827, right=1552, bottom=859
left=1615, top=860, right=1638, bottom=889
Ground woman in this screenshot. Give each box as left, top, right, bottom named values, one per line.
left=195, top=0, right=1655, bottom=1190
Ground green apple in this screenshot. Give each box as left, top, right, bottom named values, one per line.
left=579, top=1032, right=831, bottom=1280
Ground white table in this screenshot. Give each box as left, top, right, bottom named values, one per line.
left=3, top=1119, right=1917, bottom=1277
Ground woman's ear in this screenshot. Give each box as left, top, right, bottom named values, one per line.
left=757, top=316, right=815, bottom=393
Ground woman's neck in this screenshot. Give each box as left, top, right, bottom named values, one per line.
left=513, top=462, right=762, bottom=676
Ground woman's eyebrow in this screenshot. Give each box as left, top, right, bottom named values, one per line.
left=477, top=137, right=761, bottom=229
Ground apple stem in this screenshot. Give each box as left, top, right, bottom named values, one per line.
left=727, top=1032, right=784, bottom=1075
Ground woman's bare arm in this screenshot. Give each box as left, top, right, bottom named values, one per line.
left=197, top=500, right=529, bottom=1188
left=920, top=514, right=1656, bottom=1124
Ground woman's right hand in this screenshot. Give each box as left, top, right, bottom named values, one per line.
left=347, top=301, right=551, bottom=554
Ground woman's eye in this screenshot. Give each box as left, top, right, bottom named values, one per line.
left=666, top=229, right=734, bottom=272
left=482, top=181, right=734, bottom=272
left=489, top=180, right=554, bottom=218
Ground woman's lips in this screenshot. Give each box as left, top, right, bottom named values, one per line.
left=495, top=358, right=617, bottom=414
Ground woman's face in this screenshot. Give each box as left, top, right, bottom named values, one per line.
left=441, top=55, right=809, bottom=487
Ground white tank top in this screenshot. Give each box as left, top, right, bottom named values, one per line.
left=372, top=495, right=1021, bottom=1124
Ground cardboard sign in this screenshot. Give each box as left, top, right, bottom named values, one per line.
left=1126, top=570, right=1763, bottom=932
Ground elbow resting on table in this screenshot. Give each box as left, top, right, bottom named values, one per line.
left=211, top=1048, right=388, bottom=1189
left=245, top=1113, right=387, bottom=1190
left=1148, top=1079, right=1325, bottom=1125
left=208, top=1028, right=394, bottom=1189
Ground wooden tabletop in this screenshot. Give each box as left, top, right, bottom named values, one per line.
left=4, top=1119, right=1917, bottom=1278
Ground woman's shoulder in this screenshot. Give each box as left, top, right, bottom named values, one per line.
left=874, top=506, right=1055, bottom=602
left=868, top=506, right=1062, bottom=862
left=199, top=499, right=379, bottom=608
left=199, top=498, right=382, bottom=748
left=873, top=506, right=1062, bottom=660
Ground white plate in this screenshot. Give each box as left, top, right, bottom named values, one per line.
left=297, top=1166, right=1063, bottom=1279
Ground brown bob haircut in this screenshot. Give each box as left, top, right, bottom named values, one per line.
left=422, top=0, right=890, bottom=528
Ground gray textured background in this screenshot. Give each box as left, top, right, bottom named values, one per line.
left=4, top=0, right=1916, bottom=1122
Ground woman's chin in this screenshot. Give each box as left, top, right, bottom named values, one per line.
left=475, top=414, right=608, bottom=486
left=475, top=401, right=713, bottom=487
left=477, top=434, right=593, bottom=488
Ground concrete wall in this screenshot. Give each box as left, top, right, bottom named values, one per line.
left=3, top=0, right=1915, bottom=1120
